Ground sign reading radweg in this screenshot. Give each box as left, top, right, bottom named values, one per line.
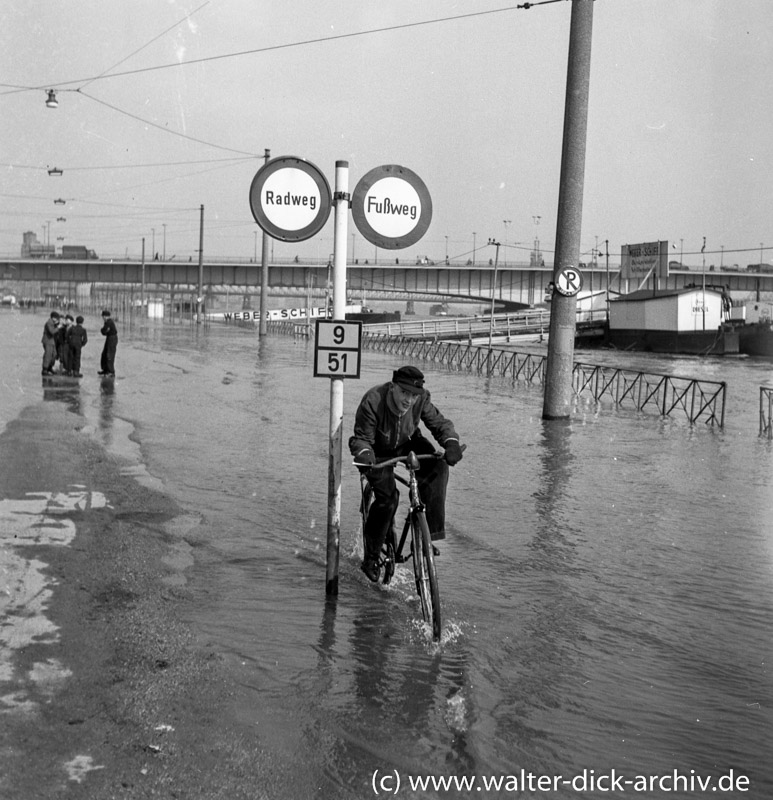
left=351, top=164, right=432, bottom=250
left=249, top=156, right=332, bottom=242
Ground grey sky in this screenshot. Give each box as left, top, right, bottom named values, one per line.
left=2, top=0, right=771, bottom=268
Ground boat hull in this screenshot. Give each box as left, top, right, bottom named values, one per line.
left=738, top=323, right=773, bottom=356
left=605, top=327, right=739, bottom=355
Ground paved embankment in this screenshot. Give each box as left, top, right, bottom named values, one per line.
left=0, top=397, right=288, bottom=799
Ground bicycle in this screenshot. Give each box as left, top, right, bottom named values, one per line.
left=355, top=450, right=447, bottom=641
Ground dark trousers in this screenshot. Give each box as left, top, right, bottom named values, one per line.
left=61, top=342, right=71, bottom=373
left=42, top=340, right=56, bottom=372
left=361, top=436, right=449, bottom=562
left=70, top=346, right=82, bottom=375
left=101, top=336, right=117, bottom=374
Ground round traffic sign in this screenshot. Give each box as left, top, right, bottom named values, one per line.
left=351, top=164, right=432, bottom=250
left=249, top=156, right=332, bottom=242
left=554, top=266, right=584, bottom=297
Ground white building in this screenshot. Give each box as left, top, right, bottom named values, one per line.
left=607, top=286, right=736, bottom=354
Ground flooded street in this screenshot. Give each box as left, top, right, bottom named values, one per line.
left=3, top=309, right=773, bottom=798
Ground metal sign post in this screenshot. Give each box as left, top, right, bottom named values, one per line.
left=325, top=160, right=350, bottom=597
left=249, top=156, right=431, bottom=597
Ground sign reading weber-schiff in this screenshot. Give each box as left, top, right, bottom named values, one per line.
left=351, top=164, right=432, bottom=250
left=249, top=156, right=332, bottom=242
left=620, top=240, right=669, bottom=281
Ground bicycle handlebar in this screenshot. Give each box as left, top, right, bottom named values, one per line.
left=353, top=444, right=466, bottom=471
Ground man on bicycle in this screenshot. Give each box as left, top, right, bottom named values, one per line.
left=349, top=365, right=464, bottom=582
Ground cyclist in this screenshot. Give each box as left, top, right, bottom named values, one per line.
left=349, top=365, right=464, bottom=582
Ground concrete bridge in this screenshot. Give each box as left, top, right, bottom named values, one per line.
left=2, top=256, right=770, bottom=309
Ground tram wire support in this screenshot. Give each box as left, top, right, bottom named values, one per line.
left=543, top=0, right=594, bottom=419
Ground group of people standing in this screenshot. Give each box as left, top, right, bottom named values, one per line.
left=41, top=309, right=118, bottom=378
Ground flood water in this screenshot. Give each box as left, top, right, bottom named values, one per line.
left=4, top=309, right=773, bottom=798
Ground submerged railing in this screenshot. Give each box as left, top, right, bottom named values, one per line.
left=361, top=332, right=727, bottom=428
left=572, top=363, right=726, bottom=428
left=761, top=387, right=773, bottom=438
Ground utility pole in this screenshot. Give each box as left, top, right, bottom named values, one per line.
left=140, top=237, right=146, bottom=316
left=605, top=239, right=610, bottom=321
left=488, top=238, right=501, bottom=349
left=259, top=149, right=271, bottom=336
left=542, top=0, right=594, bottom=420
left=196, top=205, right=204, bottom=323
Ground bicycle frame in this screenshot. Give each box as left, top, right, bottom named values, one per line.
left=357, top=450, right=443, bottom=639
left=358, top=450, right=436, bottom=563
left=391, top=466, right=425, bottom=565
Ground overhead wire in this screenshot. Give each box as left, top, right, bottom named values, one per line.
left=75, top=90, right=259, bottom=156
left=4, top=1, right=569, bottom=93
left=2, top=0, right=580, bottom=255
left=77, top=1, right=210, bottom=92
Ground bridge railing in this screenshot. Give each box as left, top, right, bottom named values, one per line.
left=366, top=309, right=551, bottom=339
left=360, top=332, right=726, bottom=428
left=761, top=387, right=773, bottom=438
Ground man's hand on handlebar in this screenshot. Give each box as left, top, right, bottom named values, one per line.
left=443, top=439, right=464, bottom=466
left=355, top=448, right=376, bottom=467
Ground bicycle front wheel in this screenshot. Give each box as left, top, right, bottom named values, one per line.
left=410, top=510, right=441, bottom=640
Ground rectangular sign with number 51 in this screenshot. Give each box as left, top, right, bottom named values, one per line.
left=313, top=320, right=363, bottom=378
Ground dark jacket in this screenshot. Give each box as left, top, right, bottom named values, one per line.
left=41, top=318, right=58, bottom=345
left=349, top=382, right=458, bottom=460
left=100, top=317, right=118, bottom=338
left=67, top=324, right=88, bottom=350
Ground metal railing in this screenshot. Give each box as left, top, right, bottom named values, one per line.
left=761, top=387, right=773, bottom=438
left=572, top=363, right=726, bottom=428
left=365, top=309, right=551, bottom=339
left=360, top=332, right=727, bottom=427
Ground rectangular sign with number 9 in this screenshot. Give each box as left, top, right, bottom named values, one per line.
left=314, top=320, right=363, bottom=378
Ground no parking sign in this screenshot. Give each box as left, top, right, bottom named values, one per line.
left=554, top=266, right=584, bottom=297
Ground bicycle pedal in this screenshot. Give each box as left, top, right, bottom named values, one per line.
left=394, top=553, right=409, bottom=564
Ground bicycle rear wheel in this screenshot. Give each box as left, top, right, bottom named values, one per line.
left=410, top=510, right=441, bottom=640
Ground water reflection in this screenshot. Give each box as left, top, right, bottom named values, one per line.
left=310, top=594, right=475, bottom=796
left=491, top=418, right=587, bottom=771
left=41, top=375, right=82, bottom=415
left=99, top=376, right=115, bottom=444
left=532, top=418, right=576, bottom=557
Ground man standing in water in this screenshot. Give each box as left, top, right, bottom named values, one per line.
left=98, top=309, right=118, bottom=376
left=41, top=311, right=60, bottom=375
left=349, top=365, right=464, bottom=582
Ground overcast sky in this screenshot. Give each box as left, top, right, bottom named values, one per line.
left=2, top=0, right=771, bottom=268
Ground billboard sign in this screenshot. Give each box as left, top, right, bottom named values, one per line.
left=620, top=241, right=668, bottom=281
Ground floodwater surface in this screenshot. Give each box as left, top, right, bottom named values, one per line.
left=4, top=309, right=772, bottom=798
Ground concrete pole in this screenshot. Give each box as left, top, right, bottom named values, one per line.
left=488, top=239, right=501, bottom=349
left=140, top=237, right=146, bottom=317
left=543, top=0, right=594, bottom=420
left=196, top=204, right=204, bottom=323
left=326, top=160, right=349, bottom=597
left=259, top=149, right=270, bottom=336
